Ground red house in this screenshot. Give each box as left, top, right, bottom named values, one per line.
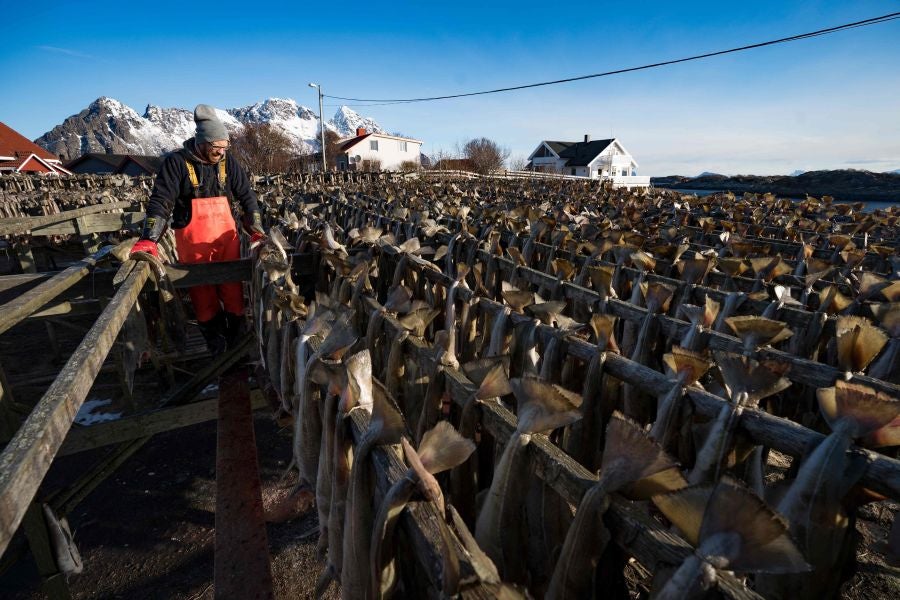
left=0, top=122, right=71, bottom=175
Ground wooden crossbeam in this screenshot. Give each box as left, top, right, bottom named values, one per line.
left=58, top=390, right=267, bottom=456
left=0, top=201, right=135, bottom=236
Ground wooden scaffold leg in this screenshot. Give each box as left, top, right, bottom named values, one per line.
left=214, top=367, right=274, bottom=599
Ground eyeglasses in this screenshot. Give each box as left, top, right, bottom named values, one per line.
left=208, top=144, right=229, bottom=152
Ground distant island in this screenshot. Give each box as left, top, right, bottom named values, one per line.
left=651, top=169, right=900, bottom=203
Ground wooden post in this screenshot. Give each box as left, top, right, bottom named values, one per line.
left=214, top=368, right=274, bottom=599
left=19, top=504, right=71, bottom=599
left=44, top=322, right=61, bottom=364
left=74, top=216, right=100, bottom=256
left=14, top=242, right=37, bottom=274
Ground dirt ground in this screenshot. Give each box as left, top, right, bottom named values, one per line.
left=0, top=410, right=339, bottom=599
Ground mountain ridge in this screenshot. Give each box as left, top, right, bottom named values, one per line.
left=651, top=169, right=900, bottom=203
left=34, top=97, right=387, bottom=160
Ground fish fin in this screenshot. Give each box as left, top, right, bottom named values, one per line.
left=502, top=290, right=534, bottom=312
left=703, top=296, right=721, bottom=326
left=862, top=414, right=900, bottom=448
left=510, top=376, right=583, bottom=434
left=714, top=352, right=791, bottom=406
left=371, top=380, right=407, bottom=444
left=818, top=380, right=900, bottom=438
left=383, top=285, right=413, bottom=314
left=462, top=355, right=511, bottom=387
left=653, top=483, right=712, bottom=547
left=835, top=316, right=889, bottom=373
left=645, top=282, right=676, bottom=312
left=602, top=412, right=682, bottom=494
left=679, top=304, right=703, bottom=325
left=318, top=317, right=359, bottom=360
left=402, top=437, right=444, bottom=507
left=663, top=346, right=711, bottom=386
left=626, top=467, right=688, bottom=500
left=342, top=350, right=374, bottom=414
left=701, top=478, right=811, bottom=574
left=477, top=362, right=513, bottom=399
left=417, top=421, right=477, bottom=475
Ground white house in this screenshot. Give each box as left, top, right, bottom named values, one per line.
left=526, top=136, right=649, bottom=188
left=335, top=128, right=423, bottom=171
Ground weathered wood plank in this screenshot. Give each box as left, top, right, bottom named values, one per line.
left=32, top=212, right=143, bottom=237
left=58, top=390, right=267, bottom=456
left=0, top=262, right=149, bottom=555
left=214, top=368, right=274, bottom=599
left=0, top=201, right=133, bottom=236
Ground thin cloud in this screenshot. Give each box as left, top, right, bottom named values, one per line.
left=844, top=158, right=894, bottom=165
left=36, top=45, right=98, bottom=60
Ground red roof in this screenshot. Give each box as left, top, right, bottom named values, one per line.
left=0, top=121, right=57, bottom=162
left=338, top=133, right=372, bottom=153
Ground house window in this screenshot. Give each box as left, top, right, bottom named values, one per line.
left=399, top=141, right=407, bottom=152
left=370, top=140, right=379, bottom=151
left=571, top=168, right=577, bottom=175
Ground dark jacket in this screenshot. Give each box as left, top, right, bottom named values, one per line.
left=146, top=138, right=260, bottom=229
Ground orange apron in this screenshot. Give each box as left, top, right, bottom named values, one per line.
left=174, top=196, right=244, bottom=322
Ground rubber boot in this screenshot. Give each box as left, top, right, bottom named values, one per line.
left=222, top=311, right=247, bottom=350
left=198, top=312, right=227, bottom=357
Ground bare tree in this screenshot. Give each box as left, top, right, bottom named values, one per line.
left=324, top=130, right=342, bottom=170
left=462, top=137, right=510, bottom=175
left=231, top=122, right=295, bottom=173
left=508, top=154, right=529, bottom=171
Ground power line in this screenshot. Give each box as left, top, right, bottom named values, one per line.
left=323, top=12, right=900, bottom=104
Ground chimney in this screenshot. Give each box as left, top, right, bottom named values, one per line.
left=356, top=127, right=367, bottom=137
left=584, top=134, right=591, bottom=143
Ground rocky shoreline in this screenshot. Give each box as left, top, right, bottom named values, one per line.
left=651, top=169, right=900, bottom=203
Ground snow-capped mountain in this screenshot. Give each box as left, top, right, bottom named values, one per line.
left=35, top=97, right=387, bottom=160
left=330, top=106, right=385, bottom=138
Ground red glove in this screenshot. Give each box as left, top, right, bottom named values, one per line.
left=250, top=231, right=266, bottom=245
left=130, top=239, right=159, bottom=258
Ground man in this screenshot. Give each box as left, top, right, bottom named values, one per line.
left=131, top=104, right=265, bottom=355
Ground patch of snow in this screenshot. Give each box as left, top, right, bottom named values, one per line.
left=75, top=398, right=122, bottom=426
left=201, top=383, right=219, bottom=395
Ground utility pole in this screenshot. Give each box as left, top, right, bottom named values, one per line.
left=308, top=83, right=327, bottom=173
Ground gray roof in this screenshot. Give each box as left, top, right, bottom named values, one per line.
left=546, top=138, right=615, bottom=167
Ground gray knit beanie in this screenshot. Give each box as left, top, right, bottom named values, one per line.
left=194, top=104, right=229, bottom=143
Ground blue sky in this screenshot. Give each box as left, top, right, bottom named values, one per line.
left=2, top=1, right=899, bottom=175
